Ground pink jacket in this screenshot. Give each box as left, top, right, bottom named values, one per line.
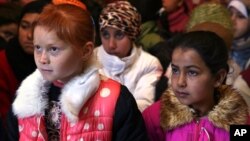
left=13, top=69, right=121, bottom=141
left=143, top=85, right=250, bottom=141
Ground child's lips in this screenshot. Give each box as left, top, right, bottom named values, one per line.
left=40, top=68, right=53, bottom=73
left=175, top=91, right=189, bottom=97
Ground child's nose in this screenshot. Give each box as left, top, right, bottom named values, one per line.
left=177, top=73, right=187, bottom=87
left=39, top=51, right=49, bottom=64
left=108, top=37, right=116, bottom=50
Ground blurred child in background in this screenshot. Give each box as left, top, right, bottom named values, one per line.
left=228, top=0, right=250, bottom=70
left=95, top=1, right=162, bottom=112
left=0, top=0, right=49, bottom=125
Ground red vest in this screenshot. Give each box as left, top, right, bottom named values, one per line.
left=18, top=79, right=120, bottom=141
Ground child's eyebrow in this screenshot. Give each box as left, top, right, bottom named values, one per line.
left=171, top=63, right=177, bottom=68
left=171, top=63, right=200, bottom=69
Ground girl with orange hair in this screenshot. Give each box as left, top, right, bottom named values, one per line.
left=7, top=1, right=148, bottom=141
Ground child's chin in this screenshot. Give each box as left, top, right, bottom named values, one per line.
left=41, top=75, right=56, bottom=82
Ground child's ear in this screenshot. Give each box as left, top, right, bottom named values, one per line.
left=214, top=69, right=227, bottom=87
left=81, top=41, right=94, bottom=61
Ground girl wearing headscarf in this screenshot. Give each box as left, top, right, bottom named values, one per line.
left=95, top=1, right=163, bottom=112
left=228, top=0, right=250, bottom=70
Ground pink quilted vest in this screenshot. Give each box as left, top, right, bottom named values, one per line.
left=18, top=79, right=120, bottom=141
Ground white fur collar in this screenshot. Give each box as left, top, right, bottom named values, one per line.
left=13, top=68, right=100, bottom=123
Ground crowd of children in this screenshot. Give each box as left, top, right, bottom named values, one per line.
left=0, top=0, right=249, bottom=140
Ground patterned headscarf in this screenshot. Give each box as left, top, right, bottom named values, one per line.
left=99, top=1, right=141, bottom=40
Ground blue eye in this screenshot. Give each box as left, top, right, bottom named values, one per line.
left=34, top=45, right=42, bottom=53
left=115, top=31, right=125, bottom=40
left=101, top=30, right=110, bottom=39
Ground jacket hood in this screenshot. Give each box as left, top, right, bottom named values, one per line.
left=160, top=85, right=249, bottom=131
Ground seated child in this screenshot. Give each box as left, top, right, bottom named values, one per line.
left=143, top=31, right=250, bottom=141
left=7, top=1, right=149, bottom=141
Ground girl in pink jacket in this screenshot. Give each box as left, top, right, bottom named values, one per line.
left=143, top=31, right=250, bottom=141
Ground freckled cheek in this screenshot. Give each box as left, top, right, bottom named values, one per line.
left=169, top=78, right=179, bottom=89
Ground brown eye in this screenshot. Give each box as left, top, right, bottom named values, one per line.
left=188, top=70, right=198, bottom=76
left=49, top=47, right=60, bottom=56
left=171, top=66, right=179, bottom=75
left=20, top=22, right=30, bottom=30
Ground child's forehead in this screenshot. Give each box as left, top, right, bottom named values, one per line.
left=101, top=27, right=124, bottom=33
left=172, top=48, right=207, bottom=68
left=34, top=26, right=60, bottom=42
left=173, top=47, right=200, bottom=58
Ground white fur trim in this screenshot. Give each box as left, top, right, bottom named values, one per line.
left=13, top=68, right=101, bottom=122
left=60, top=67, right=100, bottom=122
left=13, top=69, right=50, bottom=118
